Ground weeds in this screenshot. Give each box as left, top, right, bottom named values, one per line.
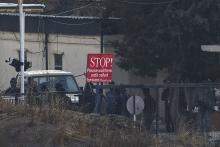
left=0, top=96, right=215, bottom=147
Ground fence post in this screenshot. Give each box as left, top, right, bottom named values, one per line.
left=155, top=87, right=159, bottom=136
left=133, top=95, right=136, bottom=122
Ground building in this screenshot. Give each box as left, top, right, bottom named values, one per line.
left=0, top=13, right=169, bottom=120
left=0, top=13, right=167, bottom=91
left=0, top=13, right=108, bottom=89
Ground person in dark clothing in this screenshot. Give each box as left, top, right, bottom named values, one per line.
left=142, top=88, right=156, bottom=130
left=27, top=79, right=39, bottom=106
left=197, top=99, right=213, bottom=132
left=120, top=86, right=129, bottom=116
left=161, top=88, right=174, bottom=132
left=5, top=77, right=20, bottom=104
left=55, top=82, right=73, bottom=109
left=106, top=82, right=115, bottom=114
left=5, top=77, right=19, bottom=94
left=55, top=82, right=65, bottom=92
left=114, top=87, right=123, bottom=115
left=94, top=87, right=105, bottom=114
left=83, top=82, right=95, bottom=113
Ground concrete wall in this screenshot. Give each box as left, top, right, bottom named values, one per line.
left=47, top=34, right=100, bottom=87
left=0, top=31, right=100, bottom=90
left=0, top=31, right=167, bottom=90
left=0, top=31, right=168, bottom=118
left=0, top=31, right=45, bottom=90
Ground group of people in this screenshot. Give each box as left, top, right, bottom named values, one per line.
left=82, top=82, right=157, bottom=130
left=83, top=81, right=217, bottom=132
left=83, top=82, right=129, bottom=116
left=161, top=85, right=216, bottom=132
left=4, top=77, right=217, bottom=132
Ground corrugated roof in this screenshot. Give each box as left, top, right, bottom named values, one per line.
left=0, top=12, right=121, bottom=35
left=0, top=3, right=45, bottom=8
left=0, top=13, right=120, bottom=20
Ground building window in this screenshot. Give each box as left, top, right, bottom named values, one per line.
left=54, top=54, right=63, bottom=70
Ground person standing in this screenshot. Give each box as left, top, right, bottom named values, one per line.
left=94, top=87, right=105, bottom=114
left=5, top=77, right=20, bottom=104
left=106, top=82, right=115, bottom=114
left=120, top=86, right=129, bottom=117
left=114, top=87, right=123, bottom=115
left=83, top=82, right=96, bottom=113
left=161, top=87, right=174, bottom=132
left=142, top=88, right=156, bottom=130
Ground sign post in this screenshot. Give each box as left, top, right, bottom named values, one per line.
left=86, top=53, right=113, bottom=83
left=133, top=95, right=136, bottom=122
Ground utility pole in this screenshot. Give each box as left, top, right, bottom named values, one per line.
left=0, top=2, right=45, bottom=95
left=99, top=0, right=105, bottom=54
left=100, top=17, right=104, bottom=54
left=19, top=0, right=25, bottom=95
left=45, top=33, right=49, bottom=70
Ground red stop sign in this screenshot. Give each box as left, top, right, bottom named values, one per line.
left=86, top=54, right=113, bottom=83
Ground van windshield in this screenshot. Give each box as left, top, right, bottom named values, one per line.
left=26, top=75, right=80, bottom=93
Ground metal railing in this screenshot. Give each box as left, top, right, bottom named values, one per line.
left=89, top=83, right=220, bottom=135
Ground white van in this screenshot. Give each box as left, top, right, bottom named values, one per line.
left=20, top=70, right=82, bottom=104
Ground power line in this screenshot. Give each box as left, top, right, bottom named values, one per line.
left=46, top=0, right=173, bottom=17
left=48, top=19, right=96, bottom=26
left=119, top=1, right=174, bottom=6
left=53, top=2, right=95, bottom=16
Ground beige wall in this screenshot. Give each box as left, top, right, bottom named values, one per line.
left=0, top=31, right=101, bottom=90
left=48, top=34, right=101, bottom=87
left=0, top=31, right=167, bottom=91
left=0, top=31, right=45, bottom=90
left=0, top=31, right=168, bottom=118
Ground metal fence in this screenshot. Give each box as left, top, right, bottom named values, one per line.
left=2, top=82, right=220, bottom=136
left=1, top=83, right=220, bottom=146
left=1, top=95, right=25, bottom=104
left=88, top=83, right=220, bottom=136
left=0, top=91, right=81, bottom=110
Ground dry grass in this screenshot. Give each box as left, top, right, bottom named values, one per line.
left=170, top=119, right=211, bottom=147
left=0, top=96, right=214, bottom=147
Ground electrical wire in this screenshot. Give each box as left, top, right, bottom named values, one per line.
left=48, top=19, right=96, bottom=26
left=12, top=32, right=19, bottom=42
left=74, top=73, right=86, bottom=78
left=45, top=0, right=174, bottom=17
left=118, top=0, right=174, bottom=5
left=53, top=2, right=95, bottom=16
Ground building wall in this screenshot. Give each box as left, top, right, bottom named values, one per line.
left=47, top=34, right=100, bottom=87
left=0, top=31, right=101, bottom=90
left=0, top=31, right=45, bottom=90
left=0, top=31, right=167, bottom=91
left=0, top=31, right=168, bottom=118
